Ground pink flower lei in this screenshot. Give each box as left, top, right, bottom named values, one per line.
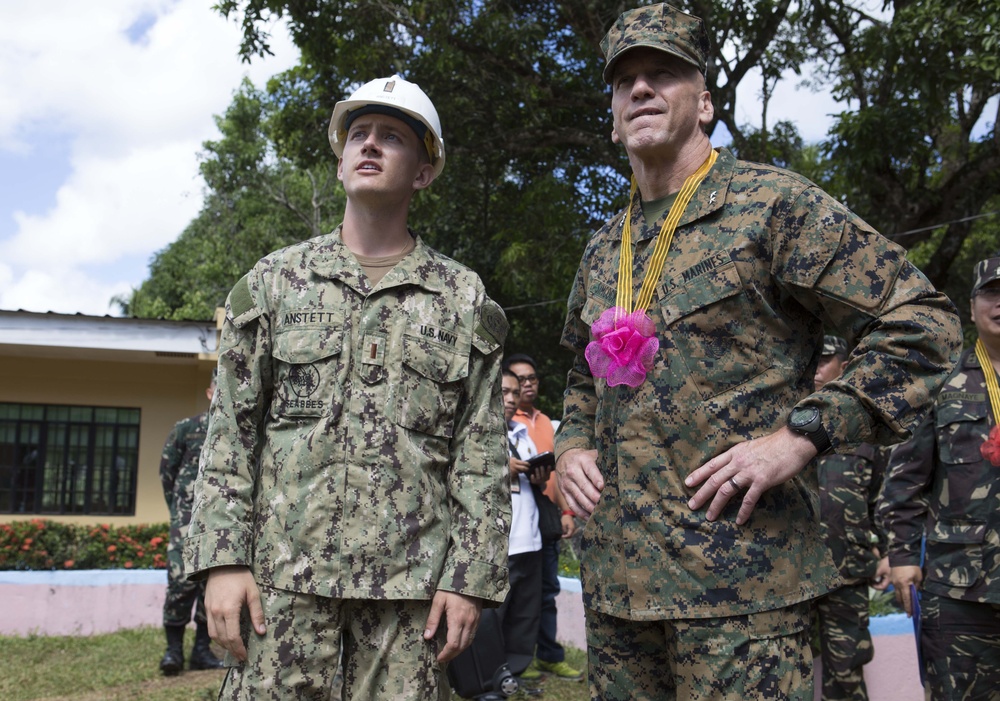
left=982, top=425, right=1000, bottom=467
left=585, top=306, right=659, bottom=388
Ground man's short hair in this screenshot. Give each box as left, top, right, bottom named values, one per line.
left=503, top=354, right=537, bottom=372
left=501, top=368, right=519, bottom=380
left=972, top=255, right=1000, bottom=297
left=821, top=335, right=849, bottom=360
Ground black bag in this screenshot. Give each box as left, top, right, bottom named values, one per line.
left=531, top=484, right=563, bottom=543
left=447, top=608, right=519, bottom=698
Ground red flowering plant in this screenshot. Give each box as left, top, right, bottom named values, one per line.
left=0, top=520, right=169, bottom=570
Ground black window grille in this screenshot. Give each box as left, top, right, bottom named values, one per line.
left=0, top=403, right=140, bottom=516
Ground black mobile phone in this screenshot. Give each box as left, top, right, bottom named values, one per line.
left=526, top=451, right=554, bottom=470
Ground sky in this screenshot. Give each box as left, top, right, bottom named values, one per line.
left=0, top=0, right=300, bottom=316
left=0, top=1, right=846, bottom=318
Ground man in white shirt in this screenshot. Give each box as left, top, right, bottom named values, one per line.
left=500, top=369, right=545, bottom=686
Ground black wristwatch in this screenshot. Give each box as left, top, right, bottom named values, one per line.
left=787, top=406, right=832, bottom=455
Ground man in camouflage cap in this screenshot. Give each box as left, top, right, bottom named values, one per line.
left=812, top=336, right=890, bottom=701
left=555, top=3, right=960, bottom=699
left=880, top=253, right=1000, bottom=698
left=157, top=371, right=224, bottom=675
left=185, top=75, right=511, bottom=700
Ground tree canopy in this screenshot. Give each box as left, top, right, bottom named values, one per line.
left=121, top=0, right=1000, bottom=416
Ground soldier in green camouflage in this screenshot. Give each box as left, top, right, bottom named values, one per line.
left=812, top=336, right=890, bottom=701
left=554, top=4, right=961, bottom=699
left=158, top=372, right=224, bottom=675
left=184, top=75, right=511, bottom=701
left=880, top=255, right=1000, bottom=699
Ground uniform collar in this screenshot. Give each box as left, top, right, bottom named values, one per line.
left=306, top=226, right=444, bottom=295
left=612, top=146, right=735, bottom=243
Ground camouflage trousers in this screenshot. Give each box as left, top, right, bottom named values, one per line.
left=815, top=581, right=873, bottom=701
left=163, top=535, right=206, bottom=627
left=920, top=592, right=1000, bottom=701
left=220, top=584, right=450, bottom=701
left=586, top=601, right=814, bottom=700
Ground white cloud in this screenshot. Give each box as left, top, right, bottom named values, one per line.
left=6, top=143, right=204, bottom=268
left=0, top=266, right=133, bottom=317
left=0, top=0, right=300, bottom=316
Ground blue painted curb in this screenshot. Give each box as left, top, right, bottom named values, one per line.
left=0, top=570, right=166, bottom=586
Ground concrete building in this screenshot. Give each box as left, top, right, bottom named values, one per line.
left=0, top=309, right=219, bottom=525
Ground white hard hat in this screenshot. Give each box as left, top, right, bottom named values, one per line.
left=328, top=75, right=446, bottom=177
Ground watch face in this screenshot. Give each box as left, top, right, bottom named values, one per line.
left=789, top=406, right=819, bottom=429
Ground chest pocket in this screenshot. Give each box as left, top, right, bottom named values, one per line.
left=659, top=261, right=767, bottom=399
left=935, top=403, right=989, bottom=466
left=393, top=334, right=469, bottom=438
left=925, top=519, right=986, bottom=589
left=271, top=326, right=345, bottom=420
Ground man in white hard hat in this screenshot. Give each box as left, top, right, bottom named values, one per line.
left=185, top=75, right=511, bottom=700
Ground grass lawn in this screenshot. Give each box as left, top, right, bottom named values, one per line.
left=0, top=626, right=588, bottom=701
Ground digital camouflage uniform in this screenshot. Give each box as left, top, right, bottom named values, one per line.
left=160, top=412, right=210, bottom=626
left=814, top=442, right=888, bottom=701
left=184, top=228, right=511, bottom=700
left=556, top=146, right=961, bottom=699
left=880, top=347, right=1000, bottom=699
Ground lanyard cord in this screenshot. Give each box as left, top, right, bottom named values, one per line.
left=615, top=149, right=719, bottom=321
left=975, top=339, right=1000, bottom=427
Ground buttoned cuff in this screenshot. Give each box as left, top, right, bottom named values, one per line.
left=182, top=528, right=252, bottom=581
left=438, top=559, right=510, bottom=605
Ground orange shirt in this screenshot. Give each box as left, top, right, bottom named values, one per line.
left=513, top=407, right=558, bottom=499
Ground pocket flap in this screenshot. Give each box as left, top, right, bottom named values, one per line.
left=661, top=262, right=742, bottom=325
left=273, top=328, right=343, bottom=364
left=928, top=519, right=986, bottom=545
left=402, top=335, right=469, bottom=383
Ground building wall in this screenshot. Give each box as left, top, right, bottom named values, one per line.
left=1, top=355, right=215, bottom=525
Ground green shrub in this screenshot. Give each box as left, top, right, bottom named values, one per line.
left=0, top=519, right=169, bottom=571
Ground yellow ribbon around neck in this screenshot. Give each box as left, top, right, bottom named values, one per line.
left=975, top=339, right=1000, bottom=427
left=615, top=150, right=719, bottom=320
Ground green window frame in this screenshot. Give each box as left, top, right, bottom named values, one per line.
left=0, top=403, right=141, bottom=516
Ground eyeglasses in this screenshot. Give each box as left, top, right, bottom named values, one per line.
left=975, top=287, right=1000, bottom=302
left=516, top=374, right=538, bottom=385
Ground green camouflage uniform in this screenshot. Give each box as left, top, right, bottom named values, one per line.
left=184, top=228, right=511, bottom=700
left=556, top=147, right=961, bottom=698
left=160, top=412, right=209, bottom=627
left=814, top=443, right=888, bottom=701
left=880, top=347, right=1000, bottom=699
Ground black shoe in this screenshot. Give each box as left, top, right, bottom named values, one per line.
left=159, top=648, right=184, bottom=675
left=189, top=647, right=224, bottom=670
left=159, top=625, right=186, bottom=676
left=189, top=622, right=225, bottom=670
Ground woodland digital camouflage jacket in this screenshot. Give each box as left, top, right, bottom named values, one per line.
left=184, top=229, right=511, bottom=604
left=881, top=348, right=1000, bottom=604
left=556, top=147, right=961, bottom=620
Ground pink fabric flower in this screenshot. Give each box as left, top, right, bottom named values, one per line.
left=981, top=425, right=1000, bottom=466
left=585, top=306, right=659, bottom=387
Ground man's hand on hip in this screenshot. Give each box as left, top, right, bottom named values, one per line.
left=685, top=427, right=816, bottom=525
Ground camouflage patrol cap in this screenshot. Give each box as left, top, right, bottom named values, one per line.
left=821, top=335, right=849, bottom=358
left=972, top=256, right=1000, bottom=296
left=601, top=3, right=710, bottom=84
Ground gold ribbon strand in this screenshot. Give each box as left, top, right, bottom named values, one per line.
left=615, top=150, right=719, bottom=321
left=975, top=338, right=1000, bottom=428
